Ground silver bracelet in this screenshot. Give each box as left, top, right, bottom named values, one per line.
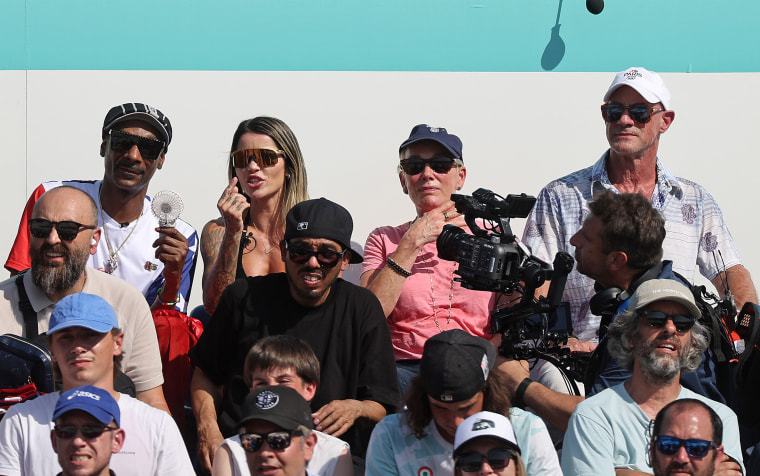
left=386, top=257, right=412, bottom=278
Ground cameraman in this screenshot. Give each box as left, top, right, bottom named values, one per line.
left=361, top=124, right=497, bottom=397
left=497, top=190, right=724, bottom=431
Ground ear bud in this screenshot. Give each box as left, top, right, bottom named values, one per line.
left=91, top=239, right=97, bottom=246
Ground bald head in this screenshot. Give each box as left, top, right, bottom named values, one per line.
left=33, top=186, right=98, bottom=226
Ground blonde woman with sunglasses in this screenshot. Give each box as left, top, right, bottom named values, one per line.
left=200, top=117, right=308, bottom=316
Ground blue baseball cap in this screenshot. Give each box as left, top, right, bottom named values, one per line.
left=53, top=385, right=120, bottom=427
left=48, top=293, right=119, bottom=334
left=399, top=124, right=463, bottom=160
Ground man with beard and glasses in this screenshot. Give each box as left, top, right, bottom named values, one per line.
left=190, top=198, right=398, bottom=475
left=560, top=279, right=744, bottom=476
left=5, top=103, right=198, bottom=313
left=649, top=399, right=725, bottom=476
left=0, top=186, right=168, bottom=412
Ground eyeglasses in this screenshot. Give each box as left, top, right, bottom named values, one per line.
left=108, top=129, right=166, bottom=160
left=29, top=218, right=97, bottom=241
left=239, top=429, right=303, bottom=452
left=399, top=157, right=462, bottom=175
left=455, top=448, right=515, bottom=472
left=285, top=243, right=346, bottom=269
left=655, top=436, right=717, bottom=459
left=640, top=311, right=696, bottom=333
left=54, top=424, right=118, bottom=440
left=230, top=148, right=284, bottom=169
left=601, top=103, right=664, bottom=124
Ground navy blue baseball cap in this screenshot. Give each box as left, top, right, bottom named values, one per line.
left=49, top=293, right=119, bottom=335
left=399, top=124, right=463, bottom=160
left=53, top=385, right=120, bottom=427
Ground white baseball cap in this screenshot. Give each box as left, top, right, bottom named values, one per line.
left=453, top=411, right=520, bottom=457
left=603, top=67, right=671, bottom=110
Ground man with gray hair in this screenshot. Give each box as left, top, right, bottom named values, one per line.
left=561, top=279, right=744, bottom=476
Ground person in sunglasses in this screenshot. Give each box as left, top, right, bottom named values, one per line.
left=50, top=385, right=125, bottom=476
left=561, top=279, right=744, bottom=476
left=219, top=386, right=318, bottom=476
left=649, top=398, right=725, bottom=476
left=453, top=412, right=526, bottom=476
left=4, top=102, right=198, bottom=314
left=361, top=124, right=496, bottom=398
left=0, top=293, right=193, bottom=475
left=0, top=186, right=167, bottom=412
left=190, top=197, right=398, bottom=475
left=522, top=67, right=756, bottom=353
left=200, top=116, right=309, bottom=317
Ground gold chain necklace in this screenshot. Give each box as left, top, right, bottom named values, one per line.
left=99, top=185, right=142, bottom=274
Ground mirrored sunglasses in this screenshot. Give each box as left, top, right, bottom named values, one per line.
left=108, top=129, right=166, bottom=160
left=455, top=448, right=515, bottom=472
left=399, top=157, right=462, bottom=175
left=29, top=218, right=97, bottom=241
left=54, top=424, right=118, bottom=440
left=640, top=311, right=696, bottom=333
left=230, top=148, right=284, bottom=169
left=239, top=429, right=303, bottom=452
left=655, top=436, right=717, bottom=459
left=285, top=243, right=346, bottom=269
left=601, top=103, right=664, bottom=124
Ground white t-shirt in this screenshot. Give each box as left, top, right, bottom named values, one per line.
left=0, top=391, right=194, bottom=476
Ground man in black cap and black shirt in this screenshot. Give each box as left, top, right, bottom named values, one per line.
left=190, top=197, right=399, bottom=475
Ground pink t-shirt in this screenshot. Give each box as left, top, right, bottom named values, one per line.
left=363, top=222, right=495, bottom=360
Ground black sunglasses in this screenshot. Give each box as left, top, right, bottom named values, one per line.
left=230, top=148, right=284, bottom=169
left=29, top=218, right=97, bottom=242
left=399, top=157, right=462, bottom=175
left=108, top=129, right=166, bottom=160
left=601, top=103, right=664, bottom=124
left=285, top=243, right=346, bottom=268
left=655, top=436, right=717, bottom=459
left=640, top=311, right=696, bottom=333
left=455, top=448, right=515, bottom=472
left=54, top=424, right=118, bottom=440
left=239, top=429, right=303, bottom=453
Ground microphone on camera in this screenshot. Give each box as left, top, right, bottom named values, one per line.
left=151, top=190, right=184, bottom=228
left=587, top=0, right=604, bottom=15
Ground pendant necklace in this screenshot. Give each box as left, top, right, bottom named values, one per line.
left=99, top=186, right=142, bottom=274
left=250, top=220, right=276, bottom=254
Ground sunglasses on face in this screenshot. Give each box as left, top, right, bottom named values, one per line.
left=230, top=148, right=284, bottom=169
left=640, top=311, right=696, bottom=333
left=399, top=157, right=462, bottom=175
left=54, top=424, right=118, bottom=440
left=601, top=103, right=664, bottom=124
left=455, top=448, right=515, bottom=472
left=655, top=436, right=717, bottom=459
left=285, top=243, right=346, bottom=269
left=29, top=218, right=97, bottom=242
left=239, top=429, right=303, bottom=452
left=108, top=129, right=166, bottom=160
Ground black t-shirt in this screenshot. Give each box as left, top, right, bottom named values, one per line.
left=190, top=273, right=399, bottom=462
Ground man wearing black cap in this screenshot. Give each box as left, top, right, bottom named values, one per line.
left=190, top=197, right=398, bottom=475
left=217, top=386, right=319, bottom=476
left=365, top=329, right=560, bottom=476
left=5, top=103, right=198, bottom=313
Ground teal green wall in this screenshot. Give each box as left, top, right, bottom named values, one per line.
left=2, top=1, right=759, bottom=71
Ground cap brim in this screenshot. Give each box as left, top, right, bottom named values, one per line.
left=603, top=83, right=663, bottom=108
left=454, top=436, right=521, bottom=457
left=104, top=113, right=170, bottom=144
left=47, top=319, right=115, bottom=335
left=399, top=137, right=462, bottom=160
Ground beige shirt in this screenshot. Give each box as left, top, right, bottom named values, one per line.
left=0, top=268, right=163, bottom=392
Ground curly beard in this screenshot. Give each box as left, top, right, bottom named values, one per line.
left=30, top=243, right=89, bottom=295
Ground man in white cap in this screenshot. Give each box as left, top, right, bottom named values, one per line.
left=522, top=67, right=756, bottom=351
left=561, top=279, right=744, bottom=475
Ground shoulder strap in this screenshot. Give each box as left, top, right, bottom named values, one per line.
left=15, top=272, right=39, bottom=340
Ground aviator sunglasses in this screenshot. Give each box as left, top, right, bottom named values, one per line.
left=230, top=148, right=284, bottom=169
left=640, top=311, right=696, bottom=333
left=601, top=103, right=664, bottom=124
left=54, top=424, right=118, bottom=440
left=285, top=243, right=347, bottom=269
left=108, top=129, right=166, bottom=160
left=654, top=436, right=717, bottom=459
left=455, top=448, right=516, bottom=472
left=29, top=218, right=97, bottom=242
left=399, top=157, right=463, bottom=175
left=239, top=429, right=303, bottom=452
